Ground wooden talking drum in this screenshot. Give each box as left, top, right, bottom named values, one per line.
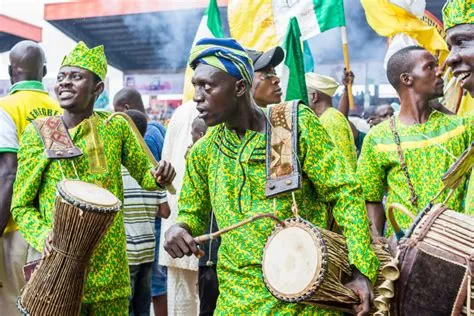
left=18, top=180, right=121, bottom=316
left=262, top=217, right=396, bottom=312
left=394, top=203, right=474, bottom=316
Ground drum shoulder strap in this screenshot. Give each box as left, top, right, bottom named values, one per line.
left=265, top=100, right=301, bottom=198
left=32, top=116, right=83, bottom=159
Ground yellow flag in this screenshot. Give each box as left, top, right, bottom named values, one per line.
left=227, top=0, right=279, bottom=51
left=360, top=0, right=449, bottom=62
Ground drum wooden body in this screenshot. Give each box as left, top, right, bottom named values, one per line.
left=394, top=204, right=474, bottom=316
left=262, top=217, right=395, bottom=312
left=18, top=180, right=121, bottom=316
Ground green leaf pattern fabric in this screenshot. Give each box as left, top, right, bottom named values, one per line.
left=177, top=104, right=379, bottom=315
left=11, top=111, right=159, bottom=304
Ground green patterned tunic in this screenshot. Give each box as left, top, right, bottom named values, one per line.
left=319, top=107, right=357, bottom=171
left=177, top=104, right=379, bottom=315
left=357, top=111, right=473, bottom=236
left=11, top=111, right=159, bottom=304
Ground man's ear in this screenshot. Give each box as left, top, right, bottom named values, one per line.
left=93, top=81, right=105, bottom=97
left=311, top=91, right=319, bottom=103
left=42, top=65, right=47, bottom=78
left=235, top=79, right=247, bottom=97
left=400, top=73, right=413, bottom=86
left=8, top=65, right=12, bottom=78
left=124, top=103, right=130, bottom=111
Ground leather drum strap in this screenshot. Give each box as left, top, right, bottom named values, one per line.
left=412, top=204, right=447, bottom=244
left=32, top=116, right=83, bottom=159
left=265, top=100, right=301, bottom=198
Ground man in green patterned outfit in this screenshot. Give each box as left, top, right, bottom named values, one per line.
left=357, top=45, right=473, bottom=238
left=164, top=38, right=378, bottom=315
left=305, top=72, right=358, bottom=171
left=444, top=0, right=474, bottom=214
left=11, top=42, right=175, bottom=314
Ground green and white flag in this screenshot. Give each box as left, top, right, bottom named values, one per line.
left=281, top=18, right=308, bottom=105
left=273, top=0, right=346, bottom=42
left=183, top=0, right=224, bottom=102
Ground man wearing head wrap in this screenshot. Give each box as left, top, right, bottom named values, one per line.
left=357, top=45, right=473, bottom=239
left=444, top=0, right=474, bottom=214
left=164, top=38, right=379, bottom=316
left=11, top=41, right=175, bottom=314
left=247, top=46, right=284, bottom=107
left=306, top=72, right=357, bottom=171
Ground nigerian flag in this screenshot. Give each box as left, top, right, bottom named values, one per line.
left=182, top=0, right=224, bottom=103
left=281, top=18, right=308, bottom=105
left=272, top=0, right=346, bottom=42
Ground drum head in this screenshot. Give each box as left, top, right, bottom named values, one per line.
left=262, top=218, right=325, bottom=301
left=57, top=180, right=121, bottom=212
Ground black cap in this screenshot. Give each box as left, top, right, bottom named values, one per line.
left=246, top=46, right=285, bottom=72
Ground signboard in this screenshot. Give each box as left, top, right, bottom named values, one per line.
left=123, top=73, right=184, bottom=95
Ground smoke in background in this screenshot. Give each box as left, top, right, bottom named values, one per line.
left=116, top=1, right=386, bottom=74
left=120, top=8, right=229, bottom=72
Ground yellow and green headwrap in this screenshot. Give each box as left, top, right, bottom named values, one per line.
left=61, top=41, right=108, bottom=80
left=189, top=38, right=254, bottom=86
left=443, top=0, right=474, bottom=31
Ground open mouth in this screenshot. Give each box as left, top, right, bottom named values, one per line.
left=59, top=90, right=75, bottom=98
left=460, top=72, right=471, bottom=85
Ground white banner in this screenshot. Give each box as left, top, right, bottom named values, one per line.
left=123, top=73, right=185, bottom=95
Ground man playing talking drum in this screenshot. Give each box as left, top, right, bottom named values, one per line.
left=164, top=38, right=379, bottom=316
left=11, top=42, right=175, bottom=314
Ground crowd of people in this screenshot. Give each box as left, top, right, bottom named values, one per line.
left=0, top=0, right=472, bottom=315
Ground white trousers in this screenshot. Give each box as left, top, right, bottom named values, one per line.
left=167, top=267, right=199, bottom=316
left=0, top=230, right=28, bottom=315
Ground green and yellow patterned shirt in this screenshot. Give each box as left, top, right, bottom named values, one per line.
left=11, top=111, right=159, bottom=303
left=357, top=111, right=473, bottom=236
left=319, top=107, right=357, bottom=171
left=177, top=104, right=379, bottom=315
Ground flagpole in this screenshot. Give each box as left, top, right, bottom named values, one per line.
left=341, top=26, right=355, bottom=110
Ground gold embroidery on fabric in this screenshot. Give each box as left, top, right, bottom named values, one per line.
left=83, top=115, right=107, bottom=174
left=269, top=102, right=293, bottom=178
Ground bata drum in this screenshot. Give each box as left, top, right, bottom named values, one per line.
left=393, top=204, right=474, bottom=316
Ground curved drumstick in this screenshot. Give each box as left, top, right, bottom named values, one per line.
left=105, top=112, right=176, bottom=194
left=387, top=203, right=415, bottom=239
left=193, top=214, right=286, bottom=244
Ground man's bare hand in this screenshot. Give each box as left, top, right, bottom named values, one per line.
left=164, top=224, right=202, bottom=258
left=342, top=68, right=355, bottom=86
left=156, top=201, right=171, bottom=219
left=344, top=269, right=373, bottom=316
left=151, top=160, right=176, bottom=187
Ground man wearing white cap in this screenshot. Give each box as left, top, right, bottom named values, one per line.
left=306, top=72, right=357, bottom=171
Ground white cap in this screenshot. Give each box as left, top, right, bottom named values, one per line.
left=305, top=73, right=340, bottom=97
left=384, top=33, right=421, bottom=71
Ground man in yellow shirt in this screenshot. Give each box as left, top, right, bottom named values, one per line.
left=0, top=40, right=61, bottom=314
left=305, top=72, right=358, bottom=171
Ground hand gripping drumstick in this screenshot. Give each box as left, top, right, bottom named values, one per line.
left=105, top=112, right=176, bottom=194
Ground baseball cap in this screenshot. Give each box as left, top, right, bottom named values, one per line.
left=246, top=46, right=285, bottom=72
